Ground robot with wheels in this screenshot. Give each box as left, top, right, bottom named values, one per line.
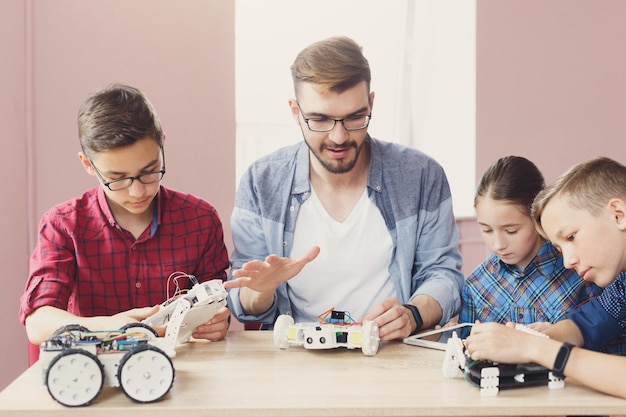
left=40, top=324, right=174, bottom=407
left=39, top=278, right=228, bottom=407
left=273, top=309, right=380, bottom=356
left=142, top=278, right=229, bottom=350
left=441, top=326, right=565, bottom=396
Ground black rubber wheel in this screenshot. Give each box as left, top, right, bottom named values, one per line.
left=120, top=322, right=159, bottom=338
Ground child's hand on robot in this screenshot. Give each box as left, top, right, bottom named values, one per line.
left=191, top=306, right=231, bottom=342
left=525, top=321, right=552, bottom=333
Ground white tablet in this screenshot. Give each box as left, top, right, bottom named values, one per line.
left=403, top=323, right=473, bottom=350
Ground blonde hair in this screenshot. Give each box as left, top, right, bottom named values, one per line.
left=531, top=157, right=626, bottom=237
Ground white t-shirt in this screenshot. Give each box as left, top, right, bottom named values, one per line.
left=287, top=187, right=396, bottom=322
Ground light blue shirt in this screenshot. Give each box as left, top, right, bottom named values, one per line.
left=227, top=136, right=464, bottom=327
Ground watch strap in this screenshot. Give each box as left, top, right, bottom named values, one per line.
left=552, top=342, right=574, bottom=379
left=403, top=303, right=423, bottom=336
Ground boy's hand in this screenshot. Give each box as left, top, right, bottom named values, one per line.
left=192, top=306, right=231, bottom=341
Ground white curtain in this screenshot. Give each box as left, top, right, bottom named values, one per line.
left=235, top=0, right=476, bottom=216
left=392, top=0, right=476, bottom=217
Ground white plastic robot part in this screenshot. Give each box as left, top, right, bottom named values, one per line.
left=117, top=345, right=175, bottom=403
left=360, top=320, right=380, bottom=356
left=442, top=332, right=465, bottom=378
left=45, top=349, right=104, bottom=406
left=143, top=279, right=227, bottom=327
left=271, top=314, right=380, bottom=356
left=273, top=315, right=295, bottom=349
left=479, top=367, right=500, bottom=396
left=514, top=323, right=550, bottom=338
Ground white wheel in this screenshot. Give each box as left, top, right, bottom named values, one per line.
left=361, top=321, right=380, bottom=356
left=273, top=315, right=294, bottom=349
left=118, top=344, right=175, bottom=403
left=46, top=349, right=104, bottom=407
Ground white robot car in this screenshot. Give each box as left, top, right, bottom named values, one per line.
left=273, top=309, right=380, bottom=356
left=40, top=278, right=228, bottom=407
left=40, top=324, right=174, bottom=407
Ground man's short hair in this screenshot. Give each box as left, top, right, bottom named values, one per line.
left=291, top=36, right=371, bottom=97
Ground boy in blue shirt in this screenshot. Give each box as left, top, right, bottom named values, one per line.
left=466, top=157, right=626, bottom=399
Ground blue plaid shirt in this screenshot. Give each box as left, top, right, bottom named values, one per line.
left=461, top=241, right=602, bottom=325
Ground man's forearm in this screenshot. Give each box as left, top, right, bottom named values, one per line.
left=240, top=287, right=275, bottom=316
left=410, top=295, right=443, bottom=330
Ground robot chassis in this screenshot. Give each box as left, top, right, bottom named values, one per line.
left=273, top=309, right=380, bottom=356
left=441, top=327, right=565, bottom=396
left=39, top=279, right=227, bottom=407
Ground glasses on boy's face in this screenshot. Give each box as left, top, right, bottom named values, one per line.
left=89, top=146, right=166, bottom=192
left=296, top=102, right=372, bottom=132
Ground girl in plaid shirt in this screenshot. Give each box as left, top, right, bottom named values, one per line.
left=459, top=156, right=601, bottom=332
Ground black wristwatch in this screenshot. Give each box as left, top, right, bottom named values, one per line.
left=403, top=303, right=423, bottom=336
left=552, top=342, right=574, bottom=379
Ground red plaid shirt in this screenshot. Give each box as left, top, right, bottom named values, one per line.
left=19, top=185, right=229, bottom=323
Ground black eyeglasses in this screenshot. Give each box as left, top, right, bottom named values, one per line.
left=89, top=146, right=166, bottom=191
left=296, top=102, right=372, bottom=132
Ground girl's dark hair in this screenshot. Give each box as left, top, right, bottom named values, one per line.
left=475, top=156, right=545, bottom=216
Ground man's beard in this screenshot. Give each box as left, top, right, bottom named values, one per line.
left=305, top=139, right=366, bottom=174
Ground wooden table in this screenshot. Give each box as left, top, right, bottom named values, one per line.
left=1, top=330, right=625, bottom=416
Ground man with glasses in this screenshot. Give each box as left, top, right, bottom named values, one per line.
left=20, top=84, right=230, bottom=358
left=226, top=36, right=464, bottom=341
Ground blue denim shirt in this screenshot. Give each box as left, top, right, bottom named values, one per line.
left=228, top=136, right=464, bottom=327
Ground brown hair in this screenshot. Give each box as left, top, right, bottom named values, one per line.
left=78, top=83, right=163, bottom=157
left=475, top=156, right=545, bottom=216
left=532, top=157, right=626, bottom=237
left=291, top=36, right=371, bottom=97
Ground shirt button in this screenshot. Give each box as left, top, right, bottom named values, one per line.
left=290, top=206, right=294, bottom=211
left=376, top=185, right=381, bottom=191
left=283, top=241, right=288, bottom=247
left=294, top=187, right=299, bottom=192
left=518, top=313, right=524, bottom=320
left=136, top=282, right=142, bottom=289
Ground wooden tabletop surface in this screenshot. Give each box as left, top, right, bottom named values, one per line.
left=1, top=330, right=626, bottom=417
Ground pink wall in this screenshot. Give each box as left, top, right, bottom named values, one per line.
left=476, top=0, right=626, bottom=183
left=468, top=0, right=626, bottom=294
left=1, top=0, right=30, bottom=392
left=457, top=218, right=490, bottom=278
left=0, top=0, right=235, bottom=390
